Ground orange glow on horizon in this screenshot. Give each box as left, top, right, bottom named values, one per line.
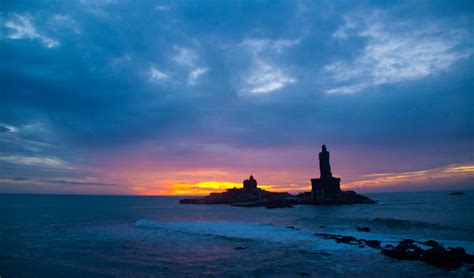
left=3, top=162, right=472, bottom=195
left=131, top=180, right=306, bottom=196
left=132, top=163, right=474, bottom=195
left=168, top=181, right=243, bottom=195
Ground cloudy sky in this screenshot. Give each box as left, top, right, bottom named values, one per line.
left=1, top=0, right=473, bottom=195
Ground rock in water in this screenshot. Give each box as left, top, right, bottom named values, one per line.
left=356, top=226, right=371, bottom=232
left=381, top=240, right=474, bottom=269
left=180, top=146, right=377, bottom=207
left=265, top=199, right=293, bottom=209
left=381, top=240, right=424, bottom=261
left=420, top=240, right=443, bottom=249
left=449, top=192, right=465, bottom=196
left=366, top=240, right=381, bottom=249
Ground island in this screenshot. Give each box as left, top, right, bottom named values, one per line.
left=180, top=145, right=376, bottom=208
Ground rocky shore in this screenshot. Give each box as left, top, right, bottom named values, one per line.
left=311, top=229, right=474, bottom=270
left=179, top=188, right=375, bottom=208
left=179, top=188, right=294, bottom=207
left=297, top=190, right=376, bottom=205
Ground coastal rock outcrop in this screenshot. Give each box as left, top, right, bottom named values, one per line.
left=356, top=226, right=372, bottom=232
left=381, top=240, right=474, bottom=269
left=315, top=232, right=474, bottom=269
left=180, top=175, right=293, bottom=208
left=180, top=145, right=376, bottom=207
left=449, top=192, right=465, bottom=196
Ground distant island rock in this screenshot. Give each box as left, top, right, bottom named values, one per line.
left=449, top=192, right=465, bottom=196
left=180, top=145, right=376, bottom=208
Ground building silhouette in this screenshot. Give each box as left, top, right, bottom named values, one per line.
left=243, top=175, right=258, bottom=191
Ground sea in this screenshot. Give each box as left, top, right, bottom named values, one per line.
left=1, top=191, right=473, bottom=277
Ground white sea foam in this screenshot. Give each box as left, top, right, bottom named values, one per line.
left=136, top=219, right=312, bottom=242
left=135, top=219, right=474, bottom=254
left=135, top=219, right=373, bottom=252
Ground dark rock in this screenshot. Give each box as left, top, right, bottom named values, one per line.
left=420, top=240, right=444, bottom=250
left=300, top=190, right=376, bottom=205
left=336, top=236, right=357, bottom=244
left=399, top=239, right=415, bottom=245
left=298, top=272, right=310, bottom=276
left=463, top=253, right=474, bottom=264
left=449, top=192, right=465, bottom=196
left=447, top=247, right=474, bottom=264
left=381, top=241, right=424, bottom=261
left=234, top=246, right=246, bottom=250
left=381, top=241, right=474, bottom=269
left=231, top=201, right=266, bottom=207
left=356, top=226, right=371, bottom=232
left=420, top=247, right=463, bottom=268
left=467, top=266, right=474, bottom=272
left=448, top=247, right=466, bottom=257
left=366, top=240, right=381, bottom=249
left=316, top=231, right=474, bottom=270
left=319, top=225, right=326, bottom=228
left=265, top=199, right=293, bottom=209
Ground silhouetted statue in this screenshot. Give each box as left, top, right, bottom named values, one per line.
left=311, top=145, right=341, bottom=199
left=319, top=145, right=332, bottom=179
left=243, top=174, right=257, bottom=191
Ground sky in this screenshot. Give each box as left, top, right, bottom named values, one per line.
left=1, top=0, right=473, bottom=195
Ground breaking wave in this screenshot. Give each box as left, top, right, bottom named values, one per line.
left=135, top=219, right=364, bottom=252
left=136, top=219, right=313, bottom=242
left=366, top=217, right=473, bottom=232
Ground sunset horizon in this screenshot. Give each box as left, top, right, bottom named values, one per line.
left=1, top=1, right=474, bottom=276
left=1, top=1, right=473, bottom=197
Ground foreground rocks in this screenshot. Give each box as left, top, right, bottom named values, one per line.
left=314, top=233, right=382, bottom=249
left=356, top=226, right=371, bottom=232
left=381, top=239, right=474, bottom=268
left=314, top=231, right=474, bottom=269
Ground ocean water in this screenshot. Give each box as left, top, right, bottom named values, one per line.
left=1, top=191, right=473, bottom=277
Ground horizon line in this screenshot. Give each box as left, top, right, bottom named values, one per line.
left=0, top=188, right=472, bottom=198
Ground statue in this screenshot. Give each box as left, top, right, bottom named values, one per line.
left=319, top=145, right=332, bottom=179
left=311, top=145, right=341, bottom=199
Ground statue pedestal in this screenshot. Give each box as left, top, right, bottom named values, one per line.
left=311, top=177, right=341, bottom=199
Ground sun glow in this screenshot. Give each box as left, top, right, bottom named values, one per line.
left=168, top=181, right=243, bottom=195
left=164, top=181, right=294, bottom=195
